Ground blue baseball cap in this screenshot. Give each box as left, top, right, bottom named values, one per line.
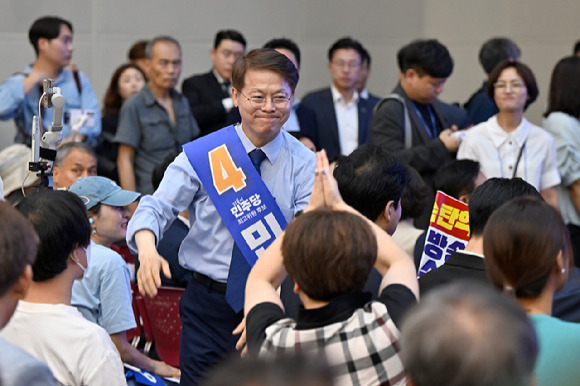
left=69, top=176, right=141, bottom=210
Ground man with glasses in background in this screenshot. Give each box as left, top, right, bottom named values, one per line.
left=128, top=48, right=316, bottom=384
left=182, top=30, right=246, bottom=138
left=301, top=37, right=379, bottom=159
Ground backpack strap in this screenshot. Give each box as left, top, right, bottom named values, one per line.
left=376, top=93, right=412, bottom=149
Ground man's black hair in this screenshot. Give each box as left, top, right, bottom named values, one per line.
left=214, top=30, right=246, bottom=49
left=334, top=144, right=409, bottom=221
left=264, top=38, right=301, bottom=67
left=397, top=39, right=453, bottom=78
left=479, top=37, right=521, bottom=74
left=468, top=178, right=541, bottom=236
left=28, top=16, right=73, bottom=56
left=328, top=37, right=364, bottom=62
left=434, top=160, right=480, bottom=199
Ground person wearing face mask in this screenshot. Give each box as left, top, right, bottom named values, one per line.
left=1, top=190, right=126, bottom=386
left=96, top=63, right=146, bottom=182
left=69, top=176, right=180, bottom=379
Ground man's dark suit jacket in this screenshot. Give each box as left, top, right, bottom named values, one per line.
left=300, top=88, right=380, bottom=159
left=182, top=70, right=241, bottom=137
left=419, top=251, right=487, bottom=296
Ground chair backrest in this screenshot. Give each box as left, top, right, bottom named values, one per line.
left=141, top=286, right=184, bottom=367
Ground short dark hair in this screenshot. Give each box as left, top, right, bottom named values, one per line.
left=263, top=38, right=301, bottom=67
left=361, top=46, right=371, bottom=67
left=103, top=63, right=146, bottom=114
left=544, top=56, right=580, bottom=118
left=327, top=37, right=364, bottom=62
left=334, top=144, right=409, bottom=222
left=28, top=16, right=73, bottom=56
left=468, top=178, right=540, bottom=236
left=487, top=60, right=539, bottom=111
left=400, top=166, right=428, bottom=220
left=402, top=281, right=538, bottom=386
left=282, top=209, right=377, bottom=301
left=232, top=48, right=299, bottom=93
left=17, top=190, right=90, bottom=282
left=397, top=39, right=453, bottom=78
left=478, top=38, right=521, bottom=74
left=574, top=40, right=580, bottom=56
left=128, top=40, right=148, bottom=61
left=434, top=160, right=481, bottom=200
left=54, top=142, right=96, bottom=168
left=152, top=150, right=182, bottom=190
left=483, top=197, right=572, bottom=298
left=146, top=36, right=181, bottom=59
left=0, top=202, right=38, bottom=297
left=214, top=29, right=246, bottom=49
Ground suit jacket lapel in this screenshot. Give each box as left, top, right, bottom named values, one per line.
left=322, top=88, right=341, bottom=152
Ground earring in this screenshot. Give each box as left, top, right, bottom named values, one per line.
left=89, top=218, right=94, bottom=224
left=562, top=267, right=566, bottom=274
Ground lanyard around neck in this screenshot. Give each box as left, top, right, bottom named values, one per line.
left=412, top=102, right=438, bottom=140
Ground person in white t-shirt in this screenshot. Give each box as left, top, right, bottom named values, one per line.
left=1, top=189, right=126, bottom=386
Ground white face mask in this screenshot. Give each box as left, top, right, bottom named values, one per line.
left=71, top=245, right=91, bottom=275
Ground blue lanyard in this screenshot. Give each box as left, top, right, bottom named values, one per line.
left=412, top=102, right=438, bottom=140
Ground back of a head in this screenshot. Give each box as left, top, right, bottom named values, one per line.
left=128, top=40, right=148, bottom=61
left=574, top=40, right=580, bottom=56
left=17, top=190, right=90, bottom=282
left=281, top=209, right=376, bottom=301
left=214, top=29, right=247, bottom=49
left=397, top=39, right=453, bottom=78
left=203, top=354, right=334, bottom=386
left=483, top=197, right=571, bottom=298
left=434, top=160, right=480, bottom=200
left=544, top=55, right=580, bottom=119
left=401, top=281, right=537, bottom=386
left=28, top=16, right=72, bottom=55
left=263, top=38, right=301, bottom=68
left=478, top=38, right=521, bottom=74
left=468, top=178, right=540, bottom=237
left=333, top=144, right=409, bottom=222
left=0, top=202, right=38, bottom=299
left=232, top=48, right=299, bottom=93
left=400, top=166, right=428, bottom=221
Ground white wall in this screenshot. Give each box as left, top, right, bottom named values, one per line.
left=0, top=0, right=577, bottom=149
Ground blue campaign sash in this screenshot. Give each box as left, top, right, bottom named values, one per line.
left=183, top=125, right=287, bottom=267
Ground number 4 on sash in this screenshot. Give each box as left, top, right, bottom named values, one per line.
left=209, top=145, right=247, bottom=195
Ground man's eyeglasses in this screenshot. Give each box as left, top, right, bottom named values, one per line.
left=239, top=91, right=291, bottom=109
left=493, top=81, right=526, bottom=91
left=331, top=60, right=361, bottom=70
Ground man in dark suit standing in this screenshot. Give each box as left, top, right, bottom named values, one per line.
left=301, top=37, right=379, bottom=159
left=182, top=30, right=246, bottom=137
left=370, top=39, right=470, bottom=228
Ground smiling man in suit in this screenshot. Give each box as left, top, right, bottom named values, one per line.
left=301, top=37, right=379, bottom=159
left=182, top=30, right=246, bottom=137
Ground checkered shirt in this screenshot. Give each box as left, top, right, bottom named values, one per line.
left=258, top=301, right=407, bottom=386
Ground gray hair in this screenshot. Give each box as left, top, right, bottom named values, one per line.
left=145, top=35, right=181, bottom=59
left=54, top=142, right=96, bottom=168
left=401, top=281, right=537, bottom=386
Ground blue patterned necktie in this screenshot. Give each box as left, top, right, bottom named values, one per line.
left=225, top=148, right=266, bottom=313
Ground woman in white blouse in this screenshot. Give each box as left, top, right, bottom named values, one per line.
left=457, top=60, right=560, bottom=209
left=543, top=56, right=580, bottom=266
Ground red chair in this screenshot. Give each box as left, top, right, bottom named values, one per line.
left=126, top=283, right=143, bottom=346
left=139, top=287, right=184, bottom=367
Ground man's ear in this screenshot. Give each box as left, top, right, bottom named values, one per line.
left=232, top=87, right=239, bottom=108
left=52, top=166, right=61, bottom=184
left=293, top=281, right=301, bottom=294
left=37, top=37, right=49, bottom=55
left=458, top=193, right=470, bottom=204
left=12, top=265, right=33, bottom=300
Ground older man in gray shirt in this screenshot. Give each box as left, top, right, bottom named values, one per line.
left=115, top=36, right=199, bottom=195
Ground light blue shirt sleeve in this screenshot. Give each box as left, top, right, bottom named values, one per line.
left=0, top=73, right=26, bottom=119
left=126, top=125, right=316, bottom=282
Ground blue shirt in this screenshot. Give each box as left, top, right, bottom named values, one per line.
left=127, top=124, right=316, bottom=282
left=0, top=65, right=101, bottom=143
left=71, top=241, right=136, bottom=335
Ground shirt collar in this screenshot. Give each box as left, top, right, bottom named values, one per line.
left=488, top=115, right=530, bottom=148
left=235, top=123, right=283, bottom=165
left=213, top=69, right=227, bottom=85
left=330, top=84, right=359, bottom=105
left=142, top=84, right=179, bottom=108
left=295, top=291, right=372, bottom=330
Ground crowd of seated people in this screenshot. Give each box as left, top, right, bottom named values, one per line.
left=2, top=13, right=580, bottom=386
